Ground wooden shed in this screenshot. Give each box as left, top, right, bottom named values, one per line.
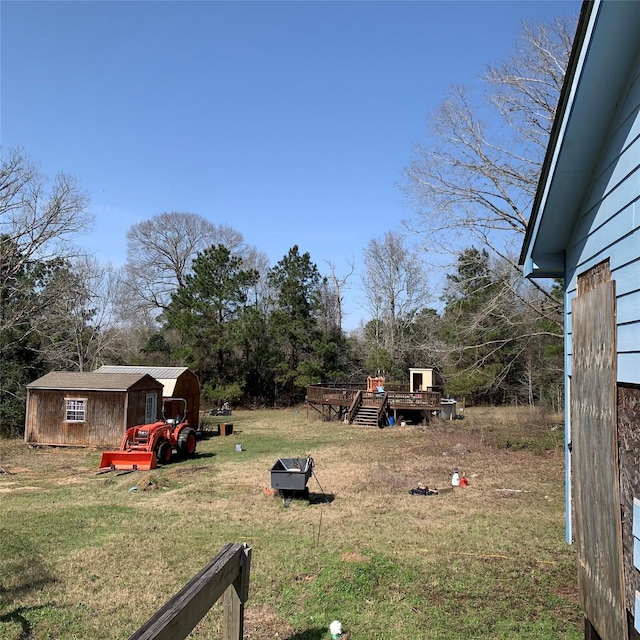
left=25, top=372, right=164, bottom=447
left=520, top=2, right=640, bottom=638
left=94, top=366, right=200, bottom=430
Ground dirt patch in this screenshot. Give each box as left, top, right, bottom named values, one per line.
left=0, top=485, right=43, bottom=493
left=244, top=603, right=295, bottom=639
left=0, top=466, right=30, bottom=474
left=56, top=476, right=89, bottom=485
left=341, top=551, right=371, bottom=563
left=443, top=442, right=472, bottom=457
left=556, top=584, right=580, bottom=600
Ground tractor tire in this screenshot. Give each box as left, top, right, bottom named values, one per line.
left=155, top=440, right=172, bottom=465
left=178, top=427, right=197, bottom=457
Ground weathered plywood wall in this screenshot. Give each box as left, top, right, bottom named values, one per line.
left=619, top=385, right=640, bottom=632
left=572, top=280, right=626, bottom=640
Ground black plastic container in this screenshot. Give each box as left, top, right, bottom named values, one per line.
left=270, top=457, right=313, bottom=492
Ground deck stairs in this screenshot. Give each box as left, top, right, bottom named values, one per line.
left=352, top=404, right=381, bottom=427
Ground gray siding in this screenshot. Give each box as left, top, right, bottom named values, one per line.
left=565, top=53, right=640, bottom=384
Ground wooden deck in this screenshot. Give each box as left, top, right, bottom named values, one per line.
left=306, top=384, right=441, bottom=426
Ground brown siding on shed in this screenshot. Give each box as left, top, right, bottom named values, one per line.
left=94, top=367, right=200, bottom=429
left=25, top=376, right=164, bottom=447
left=167, top=373, right=200, bottom=428
left=126, top=389, right=159, bottom=429
left=26, top=389, right=128, bottom=446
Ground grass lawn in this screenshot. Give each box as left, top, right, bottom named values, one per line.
left=0, top=407, right=582, bottom=640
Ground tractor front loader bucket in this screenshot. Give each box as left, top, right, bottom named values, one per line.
left=99, top=450, right=157, bottom=471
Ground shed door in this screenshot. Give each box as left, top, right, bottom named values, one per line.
left=572, top=279, right=626, bottom=639
left=145, top=393, right=158, bottom=424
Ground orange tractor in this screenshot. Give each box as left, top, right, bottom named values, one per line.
left=99, top=398, right=197, bottom=471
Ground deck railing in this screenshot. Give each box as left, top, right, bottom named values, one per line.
left=307, top=385, right=441, bottom=410
left=376, top=392, right=389, bottom=424
left=347, top=390, right=363, bottom=423
left=129, top=543, right=251, bottom=640
left=387, top=390, right=441, bottom=407
left=306, top=385, right=324, bottom=402
left=360, top=390, right=441, bottom=408
left=307, top=385, right=360, bottom=404
left=361, top=390, right=386, bottom=406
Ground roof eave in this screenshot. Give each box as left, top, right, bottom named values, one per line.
left=522, top=0, right=640, bottom=279
left=522, top=252, right=565, bottom=279
left=519, top=0, right=597, bottom=273
left=27, top=382, right=162, bottom=391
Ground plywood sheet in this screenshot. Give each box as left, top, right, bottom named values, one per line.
left=572, top=280, right=625, bottom=639
left=619, top=386, right=640, bottom=620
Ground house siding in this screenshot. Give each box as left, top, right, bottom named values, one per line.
left=564, top=50, right=640, bottom=385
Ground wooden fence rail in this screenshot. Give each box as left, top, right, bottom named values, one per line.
left=129, top=543, right=251, bottom=640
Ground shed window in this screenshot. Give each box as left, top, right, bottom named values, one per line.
left=65, top=398, right=86, bottom=422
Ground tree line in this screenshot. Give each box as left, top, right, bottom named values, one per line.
left=0, top=14, right=575, bottom=436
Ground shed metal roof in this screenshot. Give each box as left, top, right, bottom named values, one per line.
left=94, top=366, right=197, bottom=397
left=94, top=366, right=190, bottom=379
left=27, top=372, right=161, bottom=391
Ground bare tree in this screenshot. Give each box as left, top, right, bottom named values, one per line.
left=0, top=149, right=93, bottom=434
left=434, top=248, right=563, bottom=402
left=122, top=211, right=244, bottom=314
left=322, top=259, right=355, bottom=331
left=402, top=15, right=577, bottom=328
left=0, top=148, right=92, bottom=338
left=242, top=245, right=271, bottom=308
left=38, top=257, right=123, bottom=371
left=361, top=231, right=431, bottom=367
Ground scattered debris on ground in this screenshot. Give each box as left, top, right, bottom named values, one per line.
left=408, top=482, right=438, bottom=496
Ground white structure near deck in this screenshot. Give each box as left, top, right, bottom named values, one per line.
left=408, top=368, right=434, bottom=392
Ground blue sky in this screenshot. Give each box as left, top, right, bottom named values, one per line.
left=1, top=0, right=579, bottom=329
